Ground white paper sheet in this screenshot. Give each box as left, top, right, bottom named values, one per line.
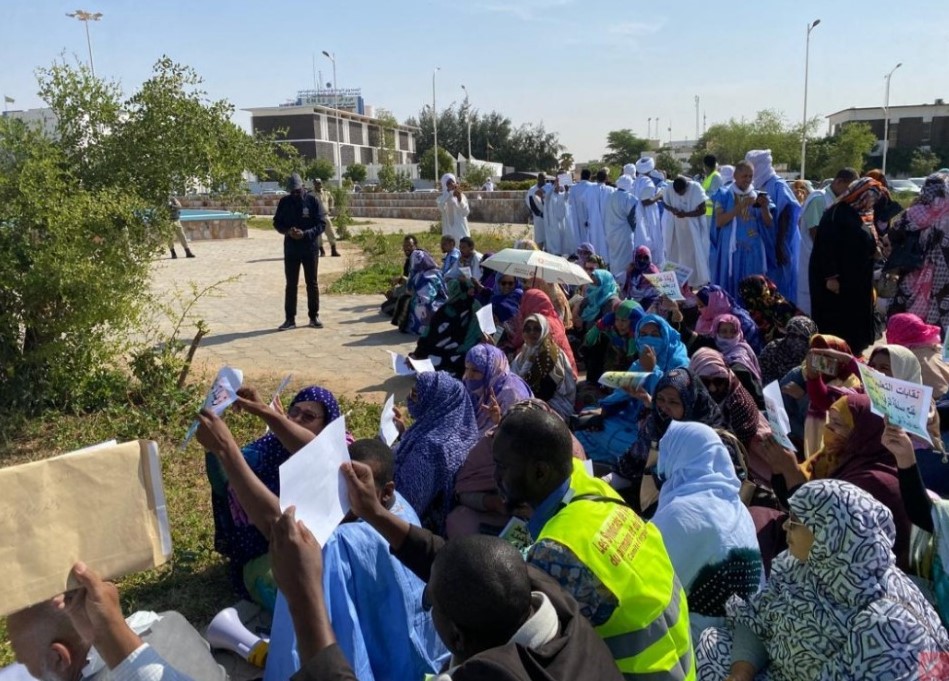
left=763, top=380, right=795, bottom=451
left=379, top=394, right=399, bottom=446
left=408, top=357, right=436, bottom=373
left=279, top=416, right=351, bottom=546
left=476, top=303, right=497, bottom=335
left=643, top=271, right=685, bottom=301
left=388, top=351, right=416, bottom=376
left=661, top=261, right=693, bottom=287
left=181, top=369, right=240, bottom=449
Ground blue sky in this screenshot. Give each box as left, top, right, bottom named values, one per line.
left=2, top=1, right=947, bottom=161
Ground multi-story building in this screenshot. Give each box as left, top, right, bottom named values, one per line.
left=245, top=103, right=419, bottom=182
left=827, top=99, right=949, bottom=154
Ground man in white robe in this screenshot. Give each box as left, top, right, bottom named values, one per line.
left=633, top=157, right=665, bottom=264
left=604, top=174, right=638, bottom=281
left=544, top=174, right=572, bottom=256
left=524, top=173, right=549, bottom=249
left=436, top=173, right=470, bottom=241
left=568, top=169, right=594, bottom=254
left=662, top=176, right=711, bottom=286
left=583, top=168, right=612, bottom=259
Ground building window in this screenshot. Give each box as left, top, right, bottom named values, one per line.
left=399, top=131, right=409, bottom=151
left=326, top=118, right=339, bottom=142
left=341, top=145, right=356, bottom=165
left=349, top=121, right=364, bottom=146
left=360, top=147, right=374, bottom=165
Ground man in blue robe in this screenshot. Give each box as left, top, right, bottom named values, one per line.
left=746, top=149, right=802, bottom=303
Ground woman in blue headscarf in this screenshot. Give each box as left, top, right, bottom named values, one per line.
left=394, top=371, right=480, bottom=535
left=574, top=313, right=690, bottom=463
left=489, top=273, right=523, bottom=327
left=463, top=344, right=533, bottom=435
left=206, top=384, right=348, bottom=610
left=576, top=268, right=621, bottom=327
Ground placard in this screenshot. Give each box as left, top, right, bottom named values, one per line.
left=858, top=364, right=933, bottom=444
left=598, top=371, right=653, bottom=391
left=661, top=261, right=693, bottom=287
left=642, top=271, right=685, bottom=301
left=379, top=394, right=399, bottom=447
left=476, top=303, right=497, bottom=335
left=763, top=380, right=795, bottom=451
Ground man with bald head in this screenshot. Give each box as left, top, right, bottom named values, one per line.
left=6, top=563, right=224, bottom=681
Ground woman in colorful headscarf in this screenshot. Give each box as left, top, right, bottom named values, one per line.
left=574, top=268, right=621, bottom=330
left=574, top=314, right=690, bottom=463
left=758, top=315, right=817, bottom=387
left=580, top=298, right=644, bottom=385
left=413, top=278, right=482, bottom=378
left=887, top=312, right=949, bottom=399
left=510, top=314, right=576, bottom=419
left=889, top=172, right=949, bottom=331
left=696, top=479, right=949, bottom=681
left=737, top=274, right=800, bottom=346
left=798, top=334, right=863, bottom=456
left=695, top=284, right=762, bottom=353
left=206, top=384, right=348, bottom=609
left=445, top=398, right=586, bottom=539
left=712, top=313, right=764, bottom=408
left=526, top=276, right=573, bottom=329
left=396, top=249, right=448, bottom=336
left=810, top=177, right=888, bottom=355
left=767, top=393, right=912, bottom=571
left=575, top=241, right=597, bottom=267
left=615, top=367, right=725, bottom=508
left=463, top=344, right=533, bottom=435
left=508, top=289, right=578, bottom=375
left=394, top=371, right=480, bottom=535
left=653, top=422, right=763, bottom=642
left=690, top=348, right=772, bottom=485
left=621, top=245, right=661, bottom=302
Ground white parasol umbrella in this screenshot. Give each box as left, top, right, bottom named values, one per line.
left=481, top=248, right=593, bottom=286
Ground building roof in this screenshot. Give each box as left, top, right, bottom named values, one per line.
left=826, top=100, right=948, bottom=119
left=244, top=104, right=419, bottom=132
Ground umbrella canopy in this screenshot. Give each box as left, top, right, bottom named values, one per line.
left=482, top=248, right=592, bottom=286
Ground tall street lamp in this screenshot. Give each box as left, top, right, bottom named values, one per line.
left=647, top=117, right=652, bottom=139
left=461, top=84, right=472, bottom=163
left=800, top=18, right=820, bottom=180
left=882, top=62, right=902, bottom=176
left=66, top=10, right=102, bottom=77
left=321, top=50, right=342, bottom=187
left=432, top=67, right=440, bottom=186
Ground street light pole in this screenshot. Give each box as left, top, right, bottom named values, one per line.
left=461, top=84, right=472, bottom=162
left=800, top=18, right=820, bottom=180
left=882, top=62, right=902, bottom=176
left=66, top=10, right=102, bottom=77
left=648, top=117, right=652, bottom=140
left=432, top=67, right=440, bottom=186
left=321, top=51, right=341, bottom=187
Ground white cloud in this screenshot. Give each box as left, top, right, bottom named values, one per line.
left=608, top=21, right=665, bottom=37
left=474, top=0, right=573, bottom=22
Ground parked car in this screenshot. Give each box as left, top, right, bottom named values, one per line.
left=909, top=177, right=927, bottom=188
left=262, top=188, right=288, bottom=196
left=888, top=179, right=921, bottom=194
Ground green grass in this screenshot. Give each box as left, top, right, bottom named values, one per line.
left=0, top=382, right=382, bottom=665
left=328, top=226, right=524, bottom=295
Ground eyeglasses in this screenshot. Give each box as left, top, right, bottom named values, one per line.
left=288, top=406, right=325, bottom=423
left=785, top=517, right=807, bottom=531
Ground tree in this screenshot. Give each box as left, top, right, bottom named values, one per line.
left=558, top=152, right=574, bottom=173
left=910, top=149, right=941, bottom=177
left=602, top=130, right=651, bottom=167
left=654, top=151, right=683, bottom=178
left=499, top=122, right=563, bottom=172
left=809, top=123, right=876, bottom=180
left=463, top=163, right=492, bottom=189
left=304, top=158, right=336, bottom=182
left=344, top=163, right=368, bottom=183
left=1, top=58, right=288, bottom=412
left=419, top=146, right=456, bottom=181
left=686, top=110, right=817, bottom=175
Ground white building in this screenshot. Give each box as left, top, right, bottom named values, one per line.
left=245, top=104, right=419, bottom=182
left=827, top=99, right=949, bottom=154
left=1, top=107, right=58, bottom=137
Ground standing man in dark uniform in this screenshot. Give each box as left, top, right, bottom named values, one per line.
left=273, top=173, right=326, bottom=329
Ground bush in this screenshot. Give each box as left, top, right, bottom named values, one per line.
left=330, top=186, right=352, bottom=238
left=419, top=146, right=456, bottom=181
left=344, top=163, right=368, bottom=184
left=498, top=180, right=536, bottom=191
left=304, top=158, right=336, bottom=182
left=464, top=163, right=493, bottom=189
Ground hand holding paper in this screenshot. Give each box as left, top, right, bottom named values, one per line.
left=379, top=394, right=399, bottom=446
left=476, top=303, right=497, bottom=335
left=643, top=271, right=685, bottom=301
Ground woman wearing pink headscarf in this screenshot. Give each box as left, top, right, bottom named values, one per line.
left=886, top=312, right=949, bottom=398
left=712, top=313, right=764, bottom=408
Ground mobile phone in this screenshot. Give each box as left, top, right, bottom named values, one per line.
left=809, top=353, right=838, bottom=376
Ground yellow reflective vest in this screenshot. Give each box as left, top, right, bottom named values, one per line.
left=702, top=171, right=721, bottom=217
left=536, top=460, right=695, bottom=680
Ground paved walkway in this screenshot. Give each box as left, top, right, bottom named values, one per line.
left=149, top=219, right=524, bottom=402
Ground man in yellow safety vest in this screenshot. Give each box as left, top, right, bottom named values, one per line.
left=493, top=408, right=695, bottom=680
left=701, top=155, right=723, bottom=221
